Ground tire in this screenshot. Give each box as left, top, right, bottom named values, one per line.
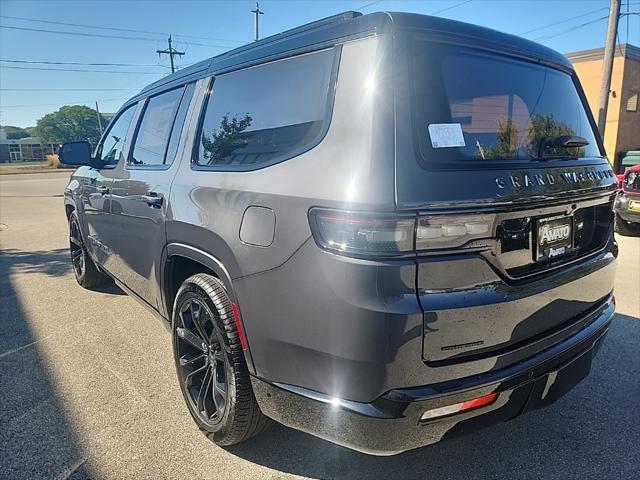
left=615, top=213, right=640, bottom=236
left=68, top=212, right=108, bottom=289
left=172, top=273, right=271, bottom=446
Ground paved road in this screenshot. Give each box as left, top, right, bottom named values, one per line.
left=1, top=172, right=638, bottom=480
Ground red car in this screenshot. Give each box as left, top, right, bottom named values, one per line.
left=615, top=164, right=640, bottom=235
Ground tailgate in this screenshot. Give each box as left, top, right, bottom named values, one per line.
left=416, top=189, right=616, bottom=369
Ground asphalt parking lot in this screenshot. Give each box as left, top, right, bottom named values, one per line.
left=1, top=172, right=639, bottom=480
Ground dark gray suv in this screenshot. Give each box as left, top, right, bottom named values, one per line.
left=61, top=11, right=618, bottom=455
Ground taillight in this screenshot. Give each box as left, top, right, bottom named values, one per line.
left=309, top=209, right=415, bottom=256
left=416, top=214, right=495, bottom=250
left=309, top=208, right=494, bottom=257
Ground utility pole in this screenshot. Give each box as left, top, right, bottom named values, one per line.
left=251, top=2, right=264, bottom=41
left=597, top=0, right=621, bottom=139
left=95, top=101, right=104, bottom=135
left=156, top=35, right=185, bottom=73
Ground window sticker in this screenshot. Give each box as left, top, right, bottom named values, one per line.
left=428, top=123, right=465, bottom=148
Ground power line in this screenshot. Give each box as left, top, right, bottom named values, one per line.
left=0, top=59, right=170, bottom=68
left=0, top=25, right=233, bottom=49
left=0, top=97, right=127, bottom=109
left=1, top=65, right=167, bottom=75
left=0, top=14, right=245, bottom=44
left=356, top=0, right=383, bottom=11
left=1, top=88, right=136, bottom=91
left=519, top=6, right=609, bottom=35
left=533, top=15, right=609, bottom=41
left=431, top=0, right=474, bottom=16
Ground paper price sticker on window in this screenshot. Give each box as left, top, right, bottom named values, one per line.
left=428, top=123, right=465, bottom=148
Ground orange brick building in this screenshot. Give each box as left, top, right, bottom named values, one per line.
left=567, top=43, right=640, bottom=170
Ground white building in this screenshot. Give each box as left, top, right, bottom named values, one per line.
left=0, top=127, right=58, bottom=163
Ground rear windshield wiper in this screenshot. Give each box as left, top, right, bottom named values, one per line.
left=537, top=135, right=589, bottom=160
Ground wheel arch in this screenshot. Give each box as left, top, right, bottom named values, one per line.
left=64, top=199, right=76, bottom=220
left=161, top=243, right=256, bottom=373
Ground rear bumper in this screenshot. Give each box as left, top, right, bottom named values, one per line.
left=252, top=299, right=614, bottom=455
left=615, top=192, right=640, bottom=224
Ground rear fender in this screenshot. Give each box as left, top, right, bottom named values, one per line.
left=161, top=242, right=256, bottom=374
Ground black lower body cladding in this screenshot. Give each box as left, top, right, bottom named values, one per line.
left=251, top=299, right=613, bottom=455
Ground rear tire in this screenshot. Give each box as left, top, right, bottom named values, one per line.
left=68, top=212, right=108, bottom=289
left=172, top=273, right=271, bottom=446
left=615, top=214, right=640, bottom=236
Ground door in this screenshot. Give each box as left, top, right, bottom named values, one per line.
left=109, top=83, right=195, bottom=307
left=81, top=104, right=138, bottom=272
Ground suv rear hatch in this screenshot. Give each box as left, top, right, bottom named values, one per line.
left=393, top=32, right=617, bottom=372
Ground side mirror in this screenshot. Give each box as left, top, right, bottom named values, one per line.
left=59, top=141, right=93, bottom=166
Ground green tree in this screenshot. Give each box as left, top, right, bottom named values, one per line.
left=201, top=113, right=253, bottom=165
left=1, top=125, right=31, bottom=139
left=34, top=105, right=107, bottom=146
left=481, top=118, right=520, bottom=159
left=526, top=113, right=582, bottom=158
left=477, top=113, right=584, bottom=160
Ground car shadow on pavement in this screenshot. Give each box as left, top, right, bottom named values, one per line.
left=226, top=313, right=639, bottom=480
left=0, top=254, right=93, bottom=479
left=615, top=229, right=640, bottom=238
left=0, top=248, right=125, bottom=295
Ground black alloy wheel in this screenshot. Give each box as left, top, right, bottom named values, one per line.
left=68, top=212, right=107, bottom=288
left=69, top=215, right=86, bottom=279
left=174, top=295, right=229, bottom=425
left=172, top=274, right=271, bottom=446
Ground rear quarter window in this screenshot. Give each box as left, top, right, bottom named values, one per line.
left=410, top=40, right=602, bottom=166
left=194, top=48, right=336, bottom=170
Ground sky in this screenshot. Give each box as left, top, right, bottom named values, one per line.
left=1, top=0, right=638, bottom=128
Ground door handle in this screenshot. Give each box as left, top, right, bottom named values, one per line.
left=141, top=192, right=163, bottom=207
left=96, top=185, right=109, bottom=195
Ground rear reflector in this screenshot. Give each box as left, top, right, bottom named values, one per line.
left=420, top=392, right=498, bottom=421
left=231, top=303, right=248, bottom=350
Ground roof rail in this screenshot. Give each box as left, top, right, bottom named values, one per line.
left=269, top=10, right=362, bottom=40
left=215, top=11, right=363, bottom=61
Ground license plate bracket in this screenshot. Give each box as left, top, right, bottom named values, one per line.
left=535, top=214, right=573, bottom=262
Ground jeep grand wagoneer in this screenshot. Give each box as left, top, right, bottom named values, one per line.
left=61, top=11, right=617, bottom=455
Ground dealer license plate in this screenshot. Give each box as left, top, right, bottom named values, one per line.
left=535, top=215, right=573, bottom=261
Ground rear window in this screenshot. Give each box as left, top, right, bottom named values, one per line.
left=410, top=41, right=602, bottom=165
left=195, top=48, right=335, bottom=169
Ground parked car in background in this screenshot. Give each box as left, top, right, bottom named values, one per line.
left=615, top=164, right=640, bottom=235
left=616, top=150, right=640, bottom=186
left=60, top=11, right=617, bottom=455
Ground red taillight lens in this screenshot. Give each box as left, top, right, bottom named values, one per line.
left=459, top=392, right=499, bottom=411
left=420, top=392, right=499, bottom=421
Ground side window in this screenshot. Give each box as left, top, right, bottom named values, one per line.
left=97, top=104, right=136, bottom=166
left=165, top=83, right=196, bottom=166
left=195, top=48, right=335, bottom=168
left=129, top=87, right=183, bottom=167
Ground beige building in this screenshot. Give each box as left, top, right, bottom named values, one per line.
left=567, top=43, right=640, bottom=170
